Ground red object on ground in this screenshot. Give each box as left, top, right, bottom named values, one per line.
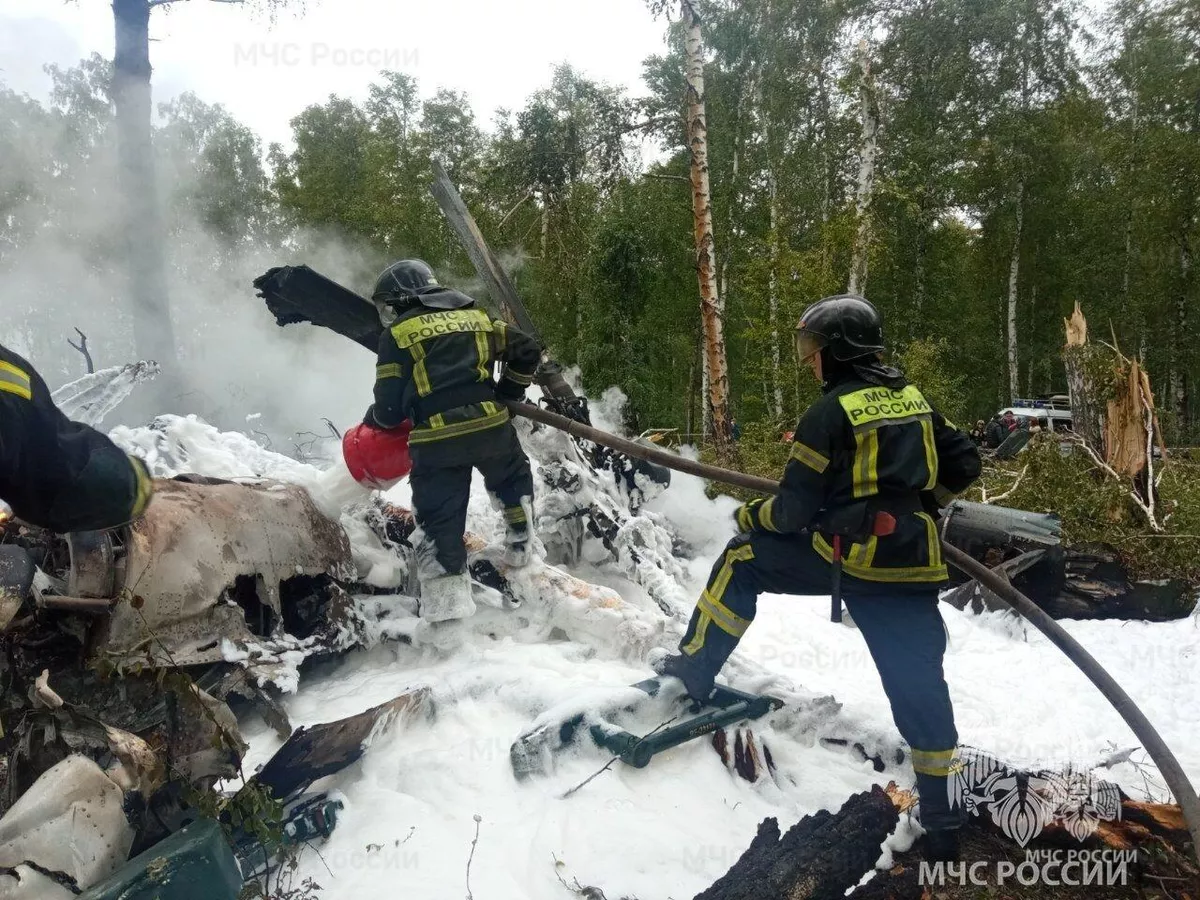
left=343, top=420, right=413, bottom=489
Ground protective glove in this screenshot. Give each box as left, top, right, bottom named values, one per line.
left=734, top=498, right=768, bottom=533
left=495, top=377, right=527, bottom=404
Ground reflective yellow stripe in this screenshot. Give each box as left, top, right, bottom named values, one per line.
left=759, top=497, right=778, bottom=532
left=698, top=589, right=751, bottom=638
left=682, top=611, right=713, bottom=656
left=920, top=417, right=938, bottom=490
left=389, top=308, right=492, bottom=350
left=812, top=531, right=947, bottom=583
left=789, top=441, right=830, bottom=474
left=130, top=458, right=153, bottom=518
left=912, top=748, right=958, bottom=776
left=493, top=320, right=508, bottom=354
left=919, top=511, right=942, bottom=569
left=852, top=429, right=879, bottom=498
left=0, top=361, right=32, bottom=401
left=847, top=534, right=877, bottom=567
left=474, top=329, right=491, bottom=382
left=693, top=542, right=756, bottom=639
left=376, top=363, right=403, bottom=379
left=504, top=368, right=535, bottom=386
left=429, top=413, right=445, bottom=428
left=410, top=343, right=432, bottom=396
left=736, top=505, right=753, bottom=532
left=409, top=407, right=510, bottom=444
left=504, top=506, right=527, bottom=523
left=838, top=384, right=931, bottom=429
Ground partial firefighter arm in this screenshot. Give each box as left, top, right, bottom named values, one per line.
left=0, top=345, right=151, bottom=532
left=743, top=405, right=832, bottom=535
left=491, top=320, right=540, bottom=400
left=930, top=408, right=982, bottom=504
left=364, top=327, right=412, bottom=429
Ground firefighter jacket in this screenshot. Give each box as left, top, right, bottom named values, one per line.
left=0, top=344, right=153, bottom=533
left=741, top=372, right=981, bottom=587
left=365, top=297, right=541, bottom=445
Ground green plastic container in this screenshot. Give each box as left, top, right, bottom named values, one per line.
left=79, top=818, right=242, bottom=900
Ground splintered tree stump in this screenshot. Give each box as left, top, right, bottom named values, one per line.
left=694, top=786, right=899, bottom=900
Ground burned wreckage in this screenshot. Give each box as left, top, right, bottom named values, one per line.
left=1, top=192, right=1187, bottom=898
left=0, top=359, right=1174, bottom=898
left=0, top=341, right=696, bottom=896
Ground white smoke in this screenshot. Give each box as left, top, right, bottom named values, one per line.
left=0, top=65, right=392, bottom=451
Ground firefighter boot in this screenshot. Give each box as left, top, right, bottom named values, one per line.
left=419, top=571, right=476, bottom=623
left=655, top=622, right=739, bottom=704
left=502, top=498, right=536, bottom=568
left=916, top=770, right=962, bottom=862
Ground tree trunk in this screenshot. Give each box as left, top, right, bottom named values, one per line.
left=768, top=165, right=783, bottom=420
left=1171, top=227, right=1192, bottom=430
left=1025, top=284, right=1037, bottom=397
left=847, top=41, right=879, bottom=296
left=1006, top=179, right=1025, bottom=403
left=681, top=0, right=731, bottom=450
left=1062, top=302, right=1105, bottom=454
left=112, top=0, right=175, bottom=368
left=817, top=69, right=832, bottom=227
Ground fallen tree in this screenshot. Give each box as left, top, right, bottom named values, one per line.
left=698, top=776, right=1197, bottom=900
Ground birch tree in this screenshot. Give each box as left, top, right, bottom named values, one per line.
left=847, top=39, right=880, bottom=296
left=649, top=0, right=732, bottom=451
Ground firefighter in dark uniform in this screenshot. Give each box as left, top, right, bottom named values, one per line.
left=0, top=343, right=153, bottom=533
left=362, top=260, right=541, bottom=623
left=659, top=295, right=981, bottom=860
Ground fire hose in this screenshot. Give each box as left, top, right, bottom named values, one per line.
left=509, top=399, right=1200, bottom=861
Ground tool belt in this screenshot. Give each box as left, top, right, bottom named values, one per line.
left=817, top=493, right=923, bottom=546
left=819, top=494, right=923, bottom=623
left=409, top=381, right=498, bottom=424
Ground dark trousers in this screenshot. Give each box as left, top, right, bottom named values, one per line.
left=409, top=421, right=534, bottom=574
left=679, top=531, right=960, bottom=828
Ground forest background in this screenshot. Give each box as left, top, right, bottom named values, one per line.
left=2, top=0, right=1197, bottom=448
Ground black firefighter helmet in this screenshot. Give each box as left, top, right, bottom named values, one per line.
left=794, top=294, right=885, bottom=364
left=371, top=259, right=473, bottom=323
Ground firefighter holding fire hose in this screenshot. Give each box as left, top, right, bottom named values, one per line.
left=658, top=295, right=981, bottom=861
left=341, top=260, right=541, bottom=624
left=0, top=343, right=153, bottom=533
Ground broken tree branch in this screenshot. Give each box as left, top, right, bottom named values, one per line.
left=980, top=465, right=1027, bottom=505
left=67, top=328, right=94, bottom=374
left=497, top=192, right=534, bottom=231
left=1064, top=433, right=1161, bottom=531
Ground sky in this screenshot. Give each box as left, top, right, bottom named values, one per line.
left=0, top=0, right=669, bottom=147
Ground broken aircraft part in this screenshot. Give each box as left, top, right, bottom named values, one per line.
left=0, top=754, right=136, bottom=893
left=93, top=478, right=354, bottom=667
left=510, top=677, right=783, bottom=778
left=76, top=817, right=242, bottom=900
left=252, top=686, right=431, bottom=801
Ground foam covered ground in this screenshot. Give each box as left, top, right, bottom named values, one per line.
left=110, top=399, right=1200, bottom=900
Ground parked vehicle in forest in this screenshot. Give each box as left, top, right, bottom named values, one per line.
left=997, top=395, right=1073, bottom=431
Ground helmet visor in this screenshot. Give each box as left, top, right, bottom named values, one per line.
left=794, top=329, right=826, bottom=363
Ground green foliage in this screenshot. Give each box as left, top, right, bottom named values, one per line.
left=968, top=440, right=1200, bottom=582
left=895, top=338, right=968, bottom=426
left=5, top=0, right=1199, bottom=441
